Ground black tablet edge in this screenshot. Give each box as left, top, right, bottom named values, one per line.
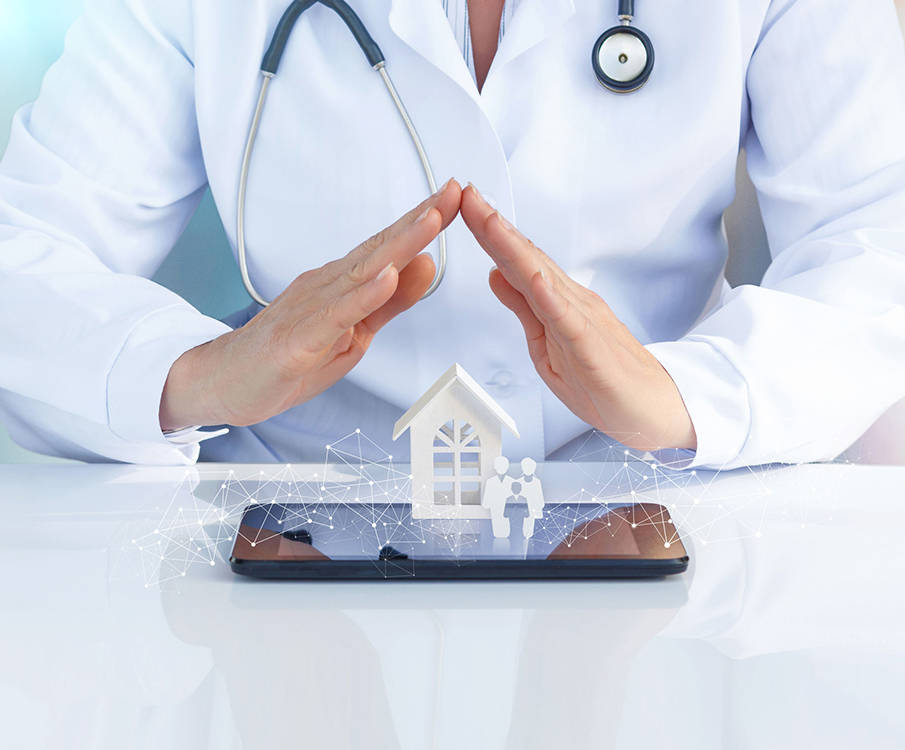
left=229, top=555, right=689, bottom=580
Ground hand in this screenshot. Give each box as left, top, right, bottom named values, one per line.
left=159, top=179, right=462, bottom=431
left=459, top=184, right=697, bottom=453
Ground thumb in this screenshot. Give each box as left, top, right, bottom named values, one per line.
left=360, top=253, right=436, bottom=336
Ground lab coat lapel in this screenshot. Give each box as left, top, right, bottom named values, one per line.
left=387, top=0, right=576, bottom=103
left=387, top=0, right=481, bottom=104
left=488, top=0, right=576, bottom=76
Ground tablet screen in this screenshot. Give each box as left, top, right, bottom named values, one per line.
left=232, top=501, right=685, bottom=563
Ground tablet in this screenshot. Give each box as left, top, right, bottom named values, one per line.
left=230, top=501, right=688, bottom=580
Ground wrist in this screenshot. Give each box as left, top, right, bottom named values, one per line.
left=657, top=371, right=698, bottom=452
left=159, top=337, right=227, bottom=432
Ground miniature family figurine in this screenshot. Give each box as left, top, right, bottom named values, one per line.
left=481, top=456, right=545, bottom=539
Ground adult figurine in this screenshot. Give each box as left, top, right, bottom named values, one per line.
left=519, top=458, right=545, bottom=539
left=482, top=455, right=512, bottom=539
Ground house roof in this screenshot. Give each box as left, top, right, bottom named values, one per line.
left=392, top=363, right=520, bottom=440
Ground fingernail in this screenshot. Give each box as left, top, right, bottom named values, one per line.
left=376, top=263, right=394, bottom=281
left=434, top=178, right=452, bottom=196
left=489, top=265, right=498, bottom=275
left=415, top=206, right=433, bottom=224
left=467, top=182, right=487, bottom=205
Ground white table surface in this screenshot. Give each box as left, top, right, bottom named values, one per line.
left=1, top=460, right=903, bottom=750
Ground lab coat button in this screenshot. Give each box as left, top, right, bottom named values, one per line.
left=486, top=370, right=515, bottom=397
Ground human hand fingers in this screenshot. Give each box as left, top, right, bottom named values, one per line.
left=318, top=254, right=438, bottom=383
left=460, top=184, right=574, bottom=298
left=528, top=270, right=615, bottom=371
left=305, top=250, right=438, bottom=357
left=490, top=269, right=605, bottom=392
left=488, top=268, right=547, bottom=360
left=361, top=252, right=436, bottom=336
left=488, top=269, right=601, bottom=426
left=319, top=179, right=460, bottom=298
left=287, top=262, right=399, bottom=357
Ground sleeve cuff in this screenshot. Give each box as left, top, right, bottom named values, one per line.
left=163, top=425, right=230, bottom=445
left=645, top=338, right=752, bottom=470
left=106, top=304, right=231, bottom=462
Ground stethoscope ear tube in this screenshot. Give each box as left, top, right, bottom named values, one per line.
left=262, top=0, right=385, bottom=76
left=261, top=0, right=318, bottom=76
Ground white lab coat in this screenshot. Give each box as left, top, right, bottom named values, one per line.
left=1, top=0, right=905, bottom=468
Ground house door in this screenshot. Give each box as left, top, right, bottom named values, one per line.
left=432, top=420, right=482, bottom=506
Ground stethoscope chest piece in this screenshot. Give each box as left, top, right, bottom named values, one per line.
left=592, top=2, right=654, bottom=93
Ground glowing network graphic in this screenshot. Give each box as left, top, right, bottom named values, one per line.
left=113, top=428, right=848, bottom=587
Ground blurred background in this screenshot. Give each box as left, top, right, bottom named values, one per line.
left=1, top=0, right=904, bottom=463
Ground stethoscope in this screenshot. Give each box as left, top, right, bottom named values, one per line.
left=238, top=0, right=654, bottom=307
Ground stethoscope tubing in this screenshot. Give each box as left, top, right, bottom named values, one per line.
left=237, top=0, right=447, bottom=308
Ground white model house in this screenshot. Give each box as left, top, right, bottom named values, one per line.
left=393, top=363, right=519, bottom=519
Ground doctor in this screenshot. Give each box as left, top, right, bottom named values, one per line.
left=1, top=0, right=905, bottom=468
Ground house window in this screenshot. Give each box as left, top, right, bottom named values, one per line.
left=432, top=420, right=482, bottom=506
